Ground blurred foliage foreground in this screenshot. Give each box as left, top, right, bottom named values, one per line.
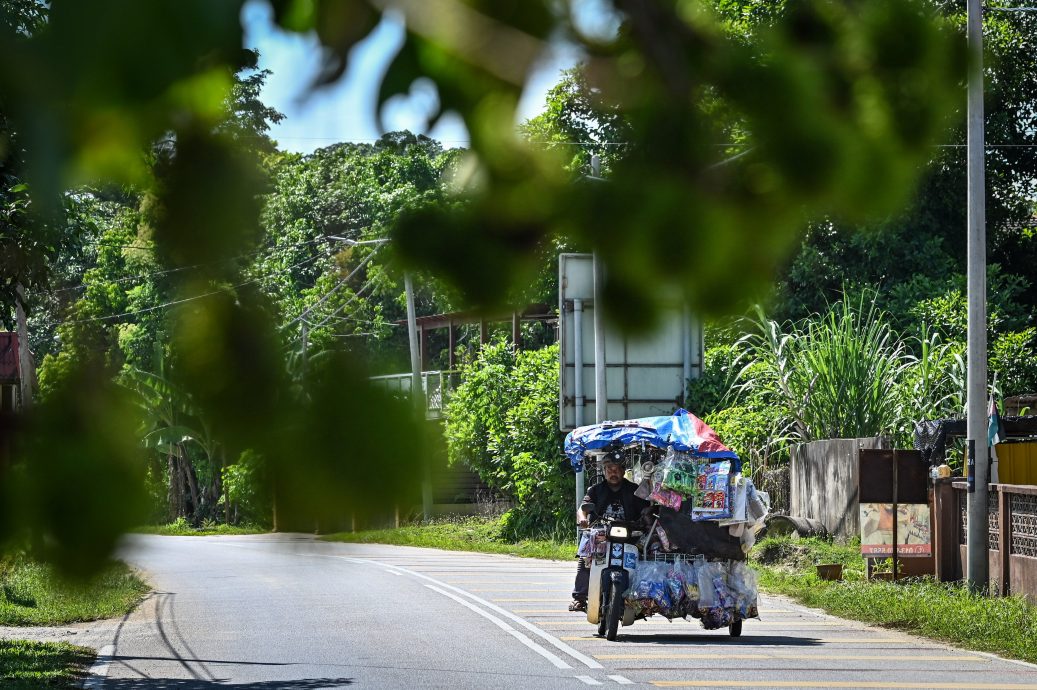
left=0, top=0, right=966, bottom=575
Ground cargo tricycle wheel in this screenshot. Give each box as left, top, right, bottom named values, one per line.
left=605, top=583, right=623, bottom=641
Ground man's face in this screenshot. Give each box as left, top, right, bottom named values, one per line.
left=603, top=462, right=624, bottom=488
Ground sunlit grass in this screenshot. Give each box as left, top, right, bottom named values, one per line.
left=0, top=555, right=149, bottom=626
left=751, top=535, right=1037, bottom=664
left=134, top=518, right=268, bottom=536
left=322, top=516, right=577, bottom=561
left=0, top=640, right=94, bottom=688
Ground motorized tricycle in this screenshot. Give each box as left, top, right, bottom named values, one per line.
left=568, top=409, right=767, bottom=641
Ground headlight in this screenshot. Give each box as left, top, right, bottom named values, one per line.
left=608, top=525, right=628, bottom=539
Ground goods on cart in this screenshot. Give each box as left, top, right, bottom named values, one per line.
left=564, top=409, right=769, bottom=634
left=622, top=556, right=760, bottom=627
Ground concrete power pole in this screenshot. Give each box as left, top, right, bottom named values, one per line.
left=405, top=272, right=433, bottom=520
left=14, top=283, right=33, bottom=409
left=590, top=155, right=607, bottom=425
left=965, top=0, right=989, bottom=591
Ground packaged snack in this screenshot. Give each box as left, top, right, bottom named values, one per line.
left=649, top=485, right=683, bottom=511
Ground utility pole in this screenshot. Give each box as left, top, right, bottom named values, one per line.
left=14, top=283, right=33, bottom=409
left=965, top=0, right=989, bottom=591
left=591, top=155, right=607, bottom=424
left=300, top=322, right=308, bottom=386
left=405, top=272, right=433, bottom=520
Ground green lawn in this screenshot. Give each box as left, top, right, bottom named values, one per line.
left=322, top=517, right=577, bottom=561
left=752, top=535, right=1037, bottom=664
left=0, top=555, right=149, bottom=688
left=0, top=556, right=149, bottom=626
left=0, top=640, right=95, bottom=688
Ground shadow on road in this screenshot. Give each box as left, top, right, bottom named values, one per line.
left=97, top=678, right=354, bottom=689
left=611, top=634, right=823, bottom=646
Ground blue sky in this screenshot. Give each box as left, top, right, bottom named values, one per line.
left=241, top=1, right=588, bottom=153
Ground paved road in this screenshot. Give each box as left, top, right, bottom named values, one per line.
left=70, top=534, right=1037, bottom=688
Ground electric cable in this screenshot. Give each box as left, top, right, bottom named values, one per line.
left=55, top=252, right=327, bottom=326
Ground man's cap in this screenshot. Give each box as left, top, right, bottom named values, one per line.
left=602, top=450, right=625, bottom=465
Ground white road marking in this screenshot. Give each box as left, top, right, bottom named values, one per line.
left=82, top=644, right=114, bottom=690
left=424, top=585, right=571, bottom=670
left=342, top=556, right=604, bottom=670
left=577, top=675, right=603, bottom=685
left=610, top=675, right=634, bottom=684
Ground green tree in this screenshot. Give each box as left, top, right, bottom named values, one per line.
left=0, top=0, right=972, bottom=570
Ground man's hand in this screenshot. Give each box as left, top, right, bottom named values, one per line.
left=578, top=518, right=589, bottom=528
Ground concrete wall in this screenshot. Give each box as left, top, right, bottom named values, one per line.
left=789, top=437, right=891, bottom=538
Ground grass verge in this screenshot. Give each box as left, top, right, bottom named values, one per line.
left=0, top=555, right=150, bottom=626
left=134, top=520, right=268, bottom=536
left=751, top=535, right=1037, bottom=664
left=322, top=517, right=577, bottom=561
left=0, top=640, right=94, bottom=688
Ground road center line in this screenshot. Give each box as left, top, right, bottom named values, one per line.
left=423, top=584, right=571, bottom=670
left=341, top=556, right=604, bottom=670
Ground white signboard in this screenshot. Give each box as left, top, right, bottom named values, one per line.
left=558, top=253, right=703, bottom=430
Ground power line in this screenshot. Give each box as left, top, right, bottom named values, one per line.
left=55, top=252, right=327, bottom=326
left=53, top=236, right=340, bottom=294
left=280, top=246, right=384, bottom=331
left=303, top=279, right=378, bottom=332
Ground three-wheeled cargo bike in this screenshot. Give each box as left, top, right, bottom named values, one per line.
left=566, top=409, right=768, bottom=641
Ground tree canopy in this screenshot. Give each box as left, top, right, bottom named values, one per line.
left=0, top=0, right=987, bottom=571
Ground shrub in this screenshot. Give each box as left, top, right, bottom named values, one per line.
left=991, top=328, right=1037, bottom=397
left=685, top=344, right=739, bottom=416
left=445, top=340, right=570, bottom=538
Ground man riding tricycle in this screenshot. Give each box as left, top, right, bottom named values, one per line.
left=566, top=409, right=769, bottom=641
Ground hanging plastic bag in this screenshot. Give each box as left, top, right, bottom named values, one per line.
left=661, top=458, right=700, bottom=497
left=727, top=561, right=760, bottom=619
left=747, top=481, right=768, bottom=523
left=625, top=561, right=667, bottom=616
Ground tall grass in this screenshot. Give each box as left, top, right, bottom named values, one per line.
left=738, top=293, right=906, bottom=441
left=736, top=292, right=964, bottom=444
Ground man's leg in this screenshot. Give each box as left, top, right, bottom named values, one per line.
left=570, top=557, right=589, bottom=610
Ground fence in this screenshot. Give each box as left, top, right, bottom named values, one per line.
left=938, top=481, right=1037, bottom=600
left=754, top=466, right=790, bottom=515
left=368, top=370, right=460, bottom=420
left=789, top=437, right=891, bottom=538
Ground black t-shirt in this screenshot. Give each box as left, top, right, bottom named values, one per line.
left=583, top=478, right=649, bottom=522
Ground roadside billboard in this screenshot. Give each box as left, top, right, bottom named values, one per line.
left=558, top=253, right=703, bottom=431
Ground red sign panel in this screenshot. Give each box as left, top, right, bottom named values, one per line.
left=0, top=333, right=18, bottom=382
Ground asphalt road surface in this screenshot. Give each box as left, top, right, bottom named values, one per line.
left=70, top=534, right=1037, bottom=689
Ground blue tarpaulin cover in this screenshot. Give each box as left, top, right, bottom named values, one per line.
left=564, top=409, right=739, bottom=471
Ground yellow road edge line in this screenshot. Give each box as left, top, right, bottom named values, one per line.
left=491, top=598, right=568, bottom=602
left=650, top=683, right=1037, bottom=689
left=533, top=621, right=847, bottom=626
left=596, top=653, right=983, bottom=661
left=560, top=637, right=913, bottom=643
